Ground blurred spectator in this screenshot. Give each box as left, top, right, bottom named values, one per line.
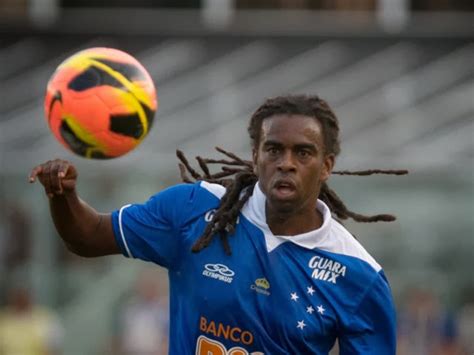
left=458, top=288, right=474, bottom=353
left=0, top=201, right=32, bottom=300
left=397, top=287, right=467, bottom=355
left=112, top=269, right=169, bottom=355
left=0, top=201, right=31, bottom=271
left=0, top=286, right=63, bottom=355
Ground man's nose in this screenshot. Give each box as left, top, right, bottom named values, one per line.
left=277, top=151, right=297, bottom=172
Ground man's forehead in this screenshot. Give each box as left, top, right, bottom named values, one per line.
left=260, top=114, right=323, bottom=142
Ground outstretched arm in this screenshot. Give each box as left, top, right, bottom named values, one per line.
left=29, top=159, right=119, bottom=257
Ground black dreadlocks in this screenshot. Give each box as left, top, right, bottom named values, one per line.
left=177, top=95, right=408, bottom=255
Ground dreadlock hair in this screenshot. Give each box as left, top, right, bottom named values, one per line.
left=177, top=95, right=408, bottom=255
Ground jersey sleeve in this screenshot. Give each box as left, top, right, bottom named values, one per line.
left=338, top=271, right=397, bottom=354
left=111, top=183, right=197, bottom=269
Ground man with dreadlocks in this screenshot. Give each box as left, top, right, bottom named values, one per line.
left=30, top=95, right=404, bottom=354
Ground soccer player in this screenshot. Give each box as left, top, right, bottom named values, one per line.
left=30, top=95, right=402, bottom=354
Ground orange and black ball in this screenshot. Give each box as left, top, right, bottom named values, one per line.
left=44, top=47, right=157, bottom=159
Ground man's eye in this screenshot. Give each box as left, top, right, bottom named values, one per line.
left=268, top=147, right=279, bottom=154
left=298, top=150, right=309, bottom=157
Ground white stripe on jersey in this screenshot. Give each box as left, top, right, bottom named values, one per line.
left=119, top=204, right=133, bottom=258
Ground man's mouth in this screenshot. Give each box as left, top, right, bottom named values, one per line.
left=273, top=179, right=297, bottom=197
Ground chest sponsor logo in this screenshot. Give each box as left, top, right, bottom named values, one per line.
left=203, top=263, right=235, bottom=283
left=250, top=278, right=270, bottom=296
left=196, top=335, right=264, bottom=355
left=308, top=256, right=346, bottom=284
left=197, top=317, right=264, bottom=354
left=199, top=316, right=254, bottom=346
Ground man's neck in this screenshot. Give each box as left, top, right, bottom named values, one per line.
left=266, top=204, right=323, bottom=236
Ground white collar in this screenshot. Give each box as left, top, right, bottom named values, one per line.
left=241, top=182, right=333, bottom=253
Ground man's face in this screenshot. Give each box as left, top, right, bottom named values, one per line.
left=253, top=114, right=334, bottom=214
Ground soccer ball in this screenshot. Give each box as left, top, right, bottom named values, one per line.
left=44, top=47, right=157, bottom=159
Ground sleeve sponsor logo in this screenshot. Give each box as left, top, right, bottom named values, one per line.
left=205, top=209, right=240, bottom=224
left=203, top=263, right=235, bottom=283
left=205, top=209, right=217, bottom=222
left=308, top=256, right=346, bottom=284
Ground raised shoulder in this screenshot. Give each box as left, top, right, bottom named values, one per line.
left=200, top=181, right=226, bottom=200
left=326, top=220, right=382, bottom=273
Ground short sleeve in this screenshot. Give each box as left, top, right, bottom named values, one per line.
left=111, top=183, right=197, bottom=269
left=338, top=271, right=397, bottom=354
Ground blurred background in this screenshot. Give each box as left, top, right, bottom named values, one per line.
left=0, top=0, right=473, bottom=354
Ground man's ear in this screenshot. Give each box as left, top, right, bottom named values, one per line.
left=321, top=154, right=335, bottom=182
left=252, top=148, right=258, bottom=175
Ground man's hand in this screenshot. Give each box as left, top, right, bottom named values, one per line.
left=29, top=159, right=78, bottom=198
left=29, top=159, right=118, bottom=256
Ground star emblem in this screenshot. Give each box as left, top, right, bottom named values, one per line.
left=317, top=304, right=325, bottom=315
left=290, top=292, right=299, bottom=302
left=297, top=320, right=306, bottom=330
left=306, top=305, right=315, bottom=314
left=307, top=286, right=315, bottom=295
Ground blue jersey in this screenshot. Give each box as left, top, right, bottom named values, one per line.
left=111, top=181, right=396, bottom=354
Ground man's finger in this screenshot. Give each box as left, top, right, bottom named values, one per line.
left=42, top=161, right=53, bottom=196
left=58, top=161, right=70, bottom=179
left=50, top=161, right=61, bottom=194
left=29, top=165, right=44, bottom=183
left=57, top=162, right=67, bottom=192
